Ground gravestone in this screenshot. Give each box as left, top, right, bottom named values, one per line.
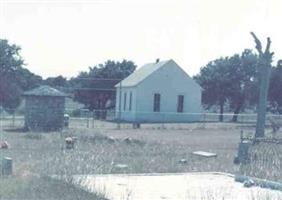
left=65, top=137, right=75, bottom=149
left=0, top=141, right=9, bottom=149
left=192, top=151, right=217, bottom=158
left=113, top=164, right=128, bottom=173
left=1, top=157, right=13, bottom=176
left=178, top=159, right=188, bottom=164
left=64, top=114, right=70, bottom=127
left=235, top=140, right=252, bottom=164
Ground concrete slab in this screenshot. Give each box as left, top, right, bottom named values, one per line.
left=192, top=151, right=217, bottom=158
left=74, top=172, right=282, bottom=200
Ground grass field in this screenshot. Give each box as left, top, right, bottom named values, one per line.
left=0, top=176, right=106, bottom=200
left=0, top=120, right=281, bottom=199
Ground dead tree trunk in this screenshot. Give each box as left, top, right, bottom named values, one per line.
left=232, top=103, right=242, bottom=122
left=250, top=32, right=274, bottom=138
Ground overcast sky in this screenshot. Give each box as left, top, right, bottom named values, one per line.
left=1, top=0, right=281, bottom=79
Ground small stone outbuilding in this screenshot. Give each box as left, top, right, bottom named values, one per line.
left=23, top=85, right=67, bottom=131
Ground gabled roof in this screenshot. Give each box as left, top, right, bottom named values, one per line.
left=115, top=60, right=171, bottom=87
left=23, top=85, right=67, bottom=97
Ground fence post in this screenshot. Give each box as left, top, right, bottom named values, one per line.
left=162, top=112, right=165, bottom=129
left=86, top=111, right=89, bottom=128
left=203, top=113, right=206, bottom=129
left=12, top=109, right=15, bottom=128
left=92, top=111, right=95, bottom=128
left=117, top=82, right=122, bottom=130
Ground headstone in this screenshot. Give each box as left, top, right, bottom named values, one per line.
left=113, top=164, right=128, bottom=173
left=178, top=159, right=187, bottom=164
left=115, top=164, right=128, bottom=169
left=237, top=140, right=252, bottom=164
left=1, top=157, right=12, bottom=176
left=0, top=141, right=9, bottom=149
left=65, top=137, right=74, bottom=149
left=64, top=114, right=70, bottom=127
left=192, top=151, right=217, bottom=158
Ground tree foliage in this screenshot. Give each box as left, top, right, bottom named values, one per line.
left=44, top=75, right=68, bottom=88
left=269, top=60, right=282, bottom=114
left=228, top=49, right=258, bottom=121
left=0, top=39, right=137, bottom=114
left=70, top=60, right=136, bottom=111
left=194, top=49, right=258, bottom=121
left=194, top=57, right=231, bottom=121
left=0, top=39, right=42, bottom=111
left=43, top=75, right=69, bottom=93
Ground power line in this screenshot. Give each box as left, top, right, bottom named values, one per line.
left=69, top=77, right=122, bottom=81
left=48, top=86, right=117, bottom=92
left=72, top=87, right=116, bottom=91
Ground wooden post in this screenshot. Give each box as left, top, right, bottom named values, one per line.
left=250, top=32, right=274, bottom=138
left=12, top=109, right=15, bottom=128
left=117, top=81, right=122, bottom=129
left=255, top=65, right=271, bottom=137
left=203, top=113, right=206, bottom=129
left=86, top=111, right=89, bottom=128
left=92, top=111, right=95, bottom=128
left=64, top=114, right=69, bottom=128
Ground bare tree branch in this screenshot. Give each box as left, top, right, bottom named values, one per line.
left=250, top=32, right=263, bottom=55
left=265, top=37, right=271, bottom=54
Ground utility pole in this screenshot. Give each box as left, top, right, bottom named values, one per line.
left=250, top=32, right=274, bottom=138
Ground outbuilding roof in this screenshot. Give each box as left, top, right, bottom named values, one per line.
left=23, top=85, right=67, bottom=97
left=115, top=59, right=171, bottom=87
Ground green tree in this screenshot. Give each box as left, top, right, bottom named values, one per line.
left=0, top=39, right=24, bottom=110
left=194, top=57, right=232, bottom=122
left=16, top=67, right=42, bottom=91
left=44, top=75, right=69, bottom=93
left=45, top=75, right=68, bottom=88
left=70, top=60, right=136, bottom=112
left=194, top=49, right=258, bottom=122
left=268, top=60, right=282, bottom=114
left=228, top=50, right=258, bottom=122
left=0, top=39, right=42, bottom=111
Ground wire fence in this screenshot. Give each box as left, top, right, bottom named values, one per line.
left=2, top=107, right=282, bottom=195
left=1, top=109, right=282, bottom=130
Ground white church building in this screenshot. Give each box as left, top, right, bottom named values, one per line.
left=115, top=59, right=202, bottom=123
